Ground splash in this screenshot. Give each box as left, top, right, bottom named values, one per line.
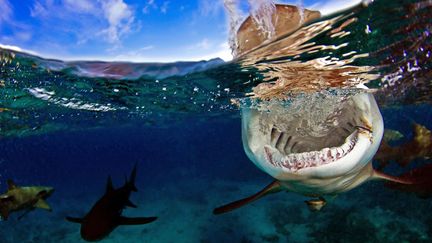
left=223, top=0, right=277, bottom=57
left=296, top=0, right=305, bottom=25
left=224, top=0, right=310, bottom=57
left=223, top=0, right=244, bottom=57
left=247, top=0, right=276, bottom=40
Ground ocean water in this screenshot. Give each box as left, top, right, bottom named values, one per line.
left=1, top=0, right=432, bottom=242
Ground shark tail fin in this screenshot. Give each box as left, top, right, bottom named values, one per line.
left=128, top=163, right=138, bottom=192
left=213, top=180, right=282, bottom=215
left=374, top=164, right=432, bottom=198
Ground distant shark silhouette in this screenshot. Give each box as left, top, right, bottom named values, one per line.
left=0, top=179, right=54, bottom=220
left=66, top=164, right=157, bottom=241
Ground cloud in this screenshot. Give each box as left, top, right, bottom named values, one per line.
left=142, top=0, right=170, bottom=14
left=63, top=0, right=97, bottom=13
left=0, top=0, right=13, bottom=26
left=190, top=38, right=212, bottom=50
left=185, top=41, right=232, bottom=61
left=198, top=0, right=225, bottom=17
left=160, top=1, right=169, bottom=14
left=100, top=0, right=135, bottom=44
left=27, top=0, right=137, bottom=48
left=0, top=0, right=33, bottom=45
left=142, top=0, right=156, bottom=14
left=197, top=42, right=233, bottom=61
left=30, top=1, right=48, bottom=18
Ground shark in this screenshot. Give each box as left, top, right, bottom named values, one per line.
left=66, top=164, right=157, bottom=242
left=214, top=92, right=432, bottom=214
left=214, top=3, right=432, bottom=214
left=0, top=179, right=54, bottom=220
left=376, top=123, right=432, bottom=169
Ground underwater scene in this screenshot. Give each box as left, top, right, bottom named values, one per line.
left=1, top=0, right=432, bottom=242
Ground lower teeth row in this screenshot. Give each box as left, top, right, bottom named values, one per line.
left=270, top=131, right=358, bottom=172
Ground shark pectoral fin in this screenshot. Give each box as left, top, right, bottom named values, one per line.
left=118, top=216, right=157, bottom=225
left=66, top=216, right=84, bottom=224
left=34, top=199, right=51, bottom=211
left=213, top=180, right=282, bottom=215
left=125, top=200, right=137, bottom=208
left=374, top=164, right=432, bottom=198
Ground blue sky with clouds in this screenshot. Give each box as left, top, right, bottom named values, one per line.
left=0, top=0, right=360, bottom=62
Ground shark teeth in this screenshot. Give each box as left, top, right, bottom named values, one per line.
left=264, top=130, right=359, bottom=172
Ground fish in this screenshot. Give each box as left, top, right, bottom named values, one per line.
left=66, top=164, right=157, bottom=241
left=0, top=179, right=54, bottom=220
left=376, top=123, right=432, bottom=168
left=214, top=92, right=432, bottom=214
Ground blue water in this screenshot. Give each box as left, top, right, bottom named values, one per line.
left=0, top=105, right=431, bottom=242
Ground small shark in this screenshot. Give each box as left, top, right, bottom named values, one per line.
left=66, top=164, right=157, bottom=242
left=214, top=93, right=432, bottom=214
left=376, top=123, right=432, bottom=168
left=0, top=179, right=54, bottom=220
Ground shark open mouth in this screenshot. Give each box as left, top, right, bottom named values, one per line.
left=263, top=126, right=372, bottom=172
left=242, top=92, right=383, bottom=179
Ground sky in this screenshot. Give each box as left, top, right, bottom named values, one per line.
left=0, top=0, right=361, bottom=62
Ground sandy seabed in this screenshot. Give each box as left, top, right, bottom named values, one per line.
left=1, top=177, right=431, bottom=243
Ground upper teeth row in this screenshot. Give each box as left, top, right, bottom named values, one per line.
left=266, top=131, right=358, bottom=172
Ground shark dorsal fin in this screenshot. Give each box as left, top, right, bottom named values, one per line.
left=7, top=179, right=17, bottom=190
left=106, top=176, right=114, bottom=193
left=34, top=199, right=51, bottom=211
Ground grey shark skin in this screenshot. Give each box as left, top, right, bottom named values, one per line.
left=213, top=93, right=423, bottom=214
left=243, top=93, right=383, bottom=195
left=66, top=165, right=157, bottom=242
left=0, top=180, right=54, bottom=220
